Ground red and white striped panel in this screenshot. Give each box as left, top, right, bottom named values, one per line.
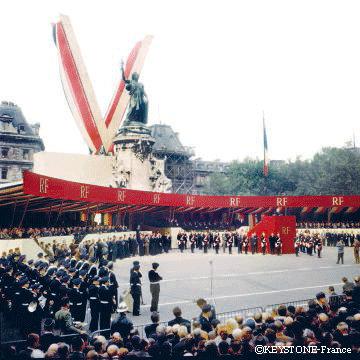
left=54, top=15, right=152, bottom=153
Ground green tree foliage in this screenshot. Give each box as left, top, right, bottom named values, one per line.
left=206, top=147, right=360, bottom=195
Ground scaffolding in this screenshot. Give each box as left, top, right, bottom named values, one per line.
left=150, top=124, right=229, bottom=194
left=150, top=124, right=196, bottom=193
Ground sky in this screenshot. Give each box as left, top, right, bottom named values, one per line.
left=0, top=0, right=359, bottom=162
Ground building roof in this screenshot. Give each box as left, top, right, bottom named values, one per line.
left=150, top=124, right=193, bottom=157
left=0, top=101, right=37, bottom=135
left=0, top=101, right=44, bottom=150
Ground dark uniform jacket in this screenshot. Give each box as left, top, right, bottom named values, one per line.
left=110, top=313, right=134, bottom=339
left=130, top=272, right=142, bottom=295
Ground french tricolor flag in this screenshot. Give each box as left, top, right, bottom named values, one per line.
left=263, top=113, right=269, bottom=177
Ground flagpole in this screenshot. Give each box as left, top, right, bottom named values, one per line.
left=263, top=111, right=269, bottom=178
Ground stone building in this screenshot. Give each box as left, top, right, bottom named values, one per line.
left=150, top=124, right=229, bottom=194
left=0, top=101, right=44, bottom=183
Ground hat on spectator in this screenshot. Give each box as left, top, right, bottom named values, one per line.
left=99, top=259, right=108, bottom=267
left=98, top=267, right=108, bottom=277
left=56, top=270, right=66, bottom=278
left=152, top=262, right=159, bottom=269
left=61, top=275, right=70, bottom=283
left=100, top=276, right=109, bottom=284
left=19, top=276, right=29, bottom=286
left=28, top=259, right=34, bottom=265
left=316, top=292, right=326, bottom=300
left=79, top=270, right=87, bottom=277
left=202, top=304, right=212, bottom=313
left=245, top=318, right=256, bottom=330
left=30, top=283, right=40, bottom=290
left=37, top=263, right=46, bottom=271
left=131, top=335, right=141, bottom=348
left=72, top=278, right=82, bottom=286
left=70, top=259, right=77, bottom=267
left=116, top=302, right=129, bottom=313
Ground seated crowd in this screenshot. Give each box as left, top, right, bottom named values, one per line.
left=297, top=221, right=360, bottom=229
left=0, top=225, right=128, bottom=240
left=1, top=263, right=360, bottom=358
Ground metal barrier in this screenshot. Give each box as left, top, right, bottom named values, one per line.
left=263, top=298, right=314, bottom=313
left=217, top=306, right=264, bottom=322
left=89, top=320, right=169, bottom=340
left=3, top=295, right=348, bottom=349
left=0, top=333, right=79, bottom=352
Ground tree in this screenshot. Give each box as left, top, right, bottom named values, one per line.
left=207, top=147, right=360, bottom=195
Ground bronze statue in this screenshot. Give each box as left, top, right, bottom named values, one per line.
left=121, top=60, right=148, bottom=125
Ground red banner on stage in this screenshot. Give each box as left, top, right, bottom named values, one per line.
left=23, top=172, right=360, bottom=210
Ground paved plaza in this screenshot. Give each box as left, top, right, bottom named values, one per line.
left=112, top=246, right=360, bottom=326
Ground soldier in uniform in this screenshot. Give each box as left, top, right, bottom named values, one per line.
left=69, top=278, right=83, bottom=322
left=78, top=270, right=88, bottom=322
left=260, top=232, right=267, bottom=255
left=307, top=237, right=314, bottom=256
left=354, top=237, right=360, bottom=264
left=226, top=234, right=233, bottom=254
left=190, top=233, right=196, bottom=253
left=269, top=233, right=276, bottom=255
left=243, top=235, right=249, bottom=254
left=130, top=264, right=142, bottom=316
left=99, top=276, right=114, bottom=330
left=275, top=235, right=282, bottom=256
left=237, top=233, right=243, bottom=254
left=203, top=234, right=209, bottom=254
left=214, top=233, right=221, bottom=254
left=148, top=262, right=162, bottom=312
left=88, top=276, right=100, bottom=332
left=316, top=238, right=323, bottom=258
left=18, top=276, right=35, bottom=335
left=250, top=233, right=258, bottom=255
left=178, top=233, right=185, bottom=253
left=294, top=237, right=300, bottom=257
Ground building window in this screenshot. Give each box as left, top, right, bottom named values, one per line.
left=1, top=168, right=8, bottom=180
left=23, top=149, right=30, bottom=160
left=1, top=147, right=9, bottom=158
left=17, top=124, right=25, bottom=134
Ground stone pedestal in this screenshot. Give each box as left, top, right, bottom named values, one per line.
left=112, top=121, right=172, bottom=192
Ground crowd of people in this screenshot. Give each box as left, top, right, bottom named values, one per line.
left=0, top=226, right=129, bottom=240
left=295, top=231, right=360, bottom=263
left=176, top=232, right=283, bottom=256
left=36, top=232, right=172, bottom=263
left=296, top=222, right=360, bottom=229
left=1, top=257, right=360, bottom=358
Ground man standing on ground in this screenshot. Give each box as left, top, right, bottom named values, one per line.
left=148, top=262, right=162, bottom=312
left=354, top=237, right=360, bottom=264
left=336, top=238, right=345, bottom=264
left=110, top=302, right=133, bottom=339
left=130, top=264, right=142, bottom=316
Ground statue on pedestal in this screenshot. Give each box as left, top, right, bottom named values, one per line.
left=121, top=60, right=148, bottom=125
